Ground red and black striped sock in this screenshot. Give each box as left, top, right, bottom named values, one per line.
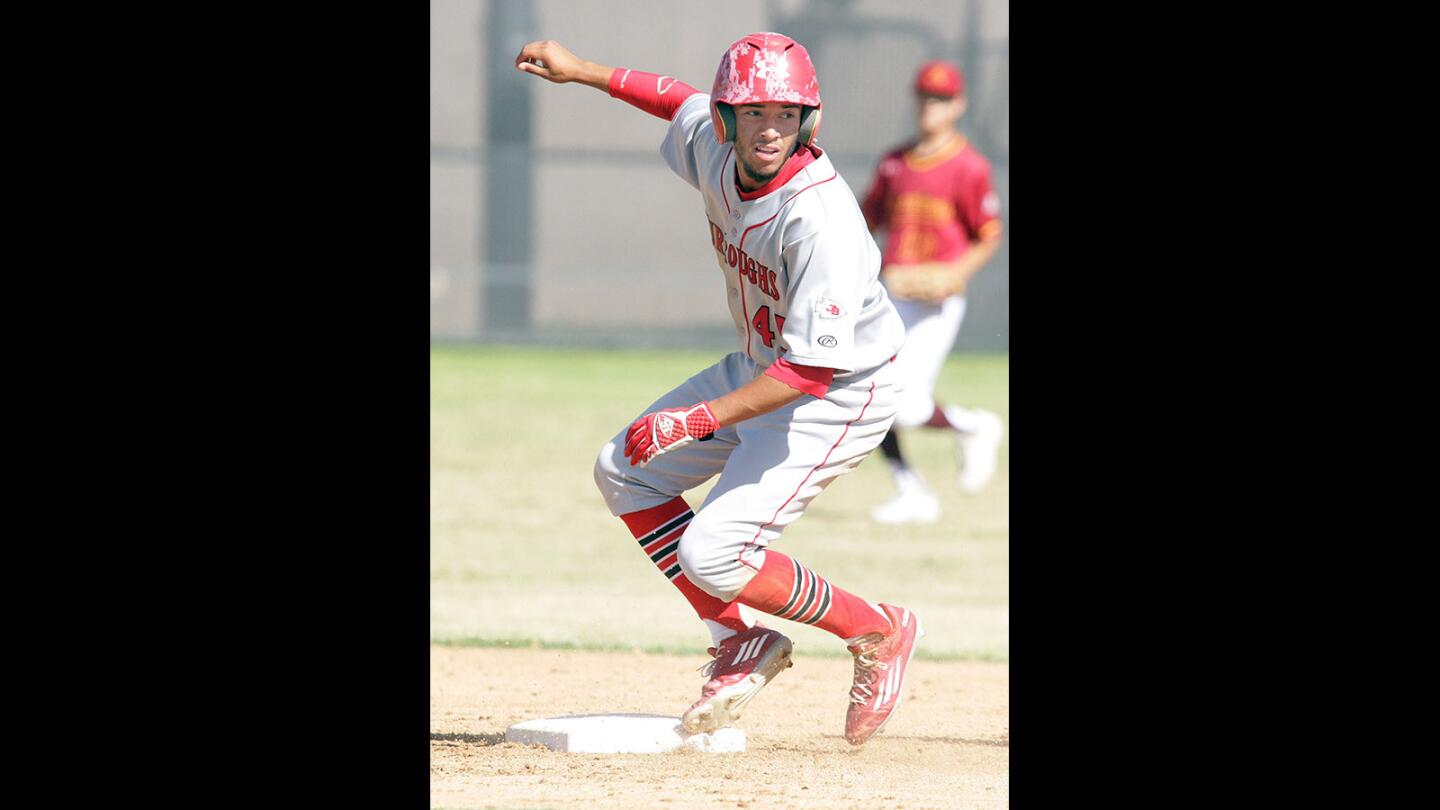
left=620, top=497, right=750, bottom=634
left=735, top=549, right=891, bottom=641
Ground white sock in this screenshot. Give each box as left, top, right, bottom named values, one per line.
left=736, top=602, right=760, bottom=627
left=704, top=606, right=759, bottom=650
left=943, top=405, right=982, bottom=434
left=704, top=620, right=740, bottom=648
left=892, top=467, right=928, bottom=494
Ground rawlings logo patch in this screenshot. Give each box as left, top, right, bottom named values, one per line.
left=815, top=298, right=846, bottom=319
left=818, top=335, right=838, bottom=348
left=657, top=414, right=677, bottom=439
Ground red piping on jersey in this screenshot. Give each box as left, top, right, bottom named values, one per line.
left=738, top=171, right=839, bottom=252
left=738, top=380, right=877, bottom=572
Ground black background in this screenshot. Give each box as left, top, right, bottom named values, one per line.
left=77, top=3, right=1274, bottom=805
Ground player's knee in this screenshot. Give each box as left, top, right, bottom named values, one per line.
left=677, top=518, right=747, bottom=601
left=676, top=538, right=733, bottom=600
left=592, top=440, right=630, bottom=513
left=676, top=510, right=754, bottom=599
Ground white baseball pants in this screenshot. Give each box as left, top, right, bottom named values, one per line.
left=594, top=352, right=899, bottom=601
left=889, top=295, right=967, bottom=428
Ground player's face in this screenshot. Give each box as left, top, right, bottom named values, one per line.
left=916, top=95, right=965, bottom=137
left=734, top=103, right=802, bottom=189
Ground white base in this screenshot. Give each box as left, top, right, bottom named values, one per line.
left=504, top=713, right=746, bottom=753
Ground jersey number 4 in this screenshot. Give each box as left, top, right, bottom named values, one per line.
left=751, top=306, right=786, bottom=348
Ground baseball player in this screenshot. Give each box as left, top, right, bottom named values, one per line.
left=859, top=60, right=1005, bottom=525
left=515, top=33, right=923, bottom=745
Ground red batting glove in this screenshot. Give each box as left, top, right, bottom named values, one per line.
left=624, top=402, right=719, bottom=467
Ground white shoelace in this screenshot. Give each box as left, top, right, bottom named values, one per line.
left=849, top=651, right=889, bottom=705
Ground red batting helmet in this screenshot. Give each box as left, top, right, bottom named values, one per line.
left=710, top=32, right=822, bottom=147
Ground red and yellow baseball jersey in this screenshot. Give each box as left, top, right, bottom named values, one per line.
left=860, top=135, right=1002, bottom=268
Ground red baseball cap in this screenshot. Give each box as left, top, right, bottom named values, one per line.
left=914, top=60, right=964, bottom=98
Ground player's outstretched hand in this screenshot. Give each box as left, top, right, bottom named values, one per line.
left=515, top=40, right=592, bottom=84
left=625, top=402, right=719, bottom=467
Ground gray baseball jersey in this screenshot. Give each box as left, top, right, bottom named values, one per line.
left=661, top=93, right=905, bottom=376
left=591, top=92, right=909, bottom=601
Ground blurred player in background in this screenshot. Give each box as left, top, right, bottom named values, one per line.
left=516, top=33, right=923, bottom=745
left=860, top=60, right=1005, bottom=525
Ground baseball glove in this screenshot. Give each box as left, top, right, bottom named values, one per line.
left=881, top=262, right=966, bottom=304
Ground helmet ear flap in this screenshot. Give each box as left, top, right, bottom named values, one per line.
left=711, top=102, right=737, bottom=144
left=798, top=106, right=822, bottom=146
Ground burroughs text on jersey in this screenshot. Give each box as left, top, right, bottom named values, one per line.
left=709, top=220, right=779, bottom=301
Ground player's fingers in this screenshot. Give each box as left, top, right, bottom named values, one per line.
left=626, top=419, right=647, bottom=442
left=515, top=60, right=553, bottom=79
left=629, top=443, right=648, bottom=466
left=625, top=423, right=648, bottom=458
left=514, top=42, right=552, bottom=71
left=514, top=40, right=549, bottom=64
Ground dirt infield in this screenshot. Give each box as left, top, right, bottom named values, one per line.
left=431, top=646, right=1008, bottom=809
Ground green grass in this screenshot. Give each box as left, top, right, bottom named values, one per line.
left=431, top=345, right=1008, bottom=661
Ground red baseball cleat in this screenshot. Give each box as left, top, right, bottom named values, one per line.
left=844, top=603, right=925, bottom=745
left=681, top=625, right=794, bottom=734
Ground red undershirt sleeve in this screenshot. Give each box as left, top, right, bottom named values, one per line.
left=608, top=68, right=700, bottom=121
left=764, top=357, right=835, bottom=399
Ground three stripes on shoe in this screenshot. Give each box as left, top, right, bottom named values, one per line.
left=636, top=509, right=692, bottom=581
left=729, top=634, right=769, bottom=665
left=872, top=662, right=904, bottom=707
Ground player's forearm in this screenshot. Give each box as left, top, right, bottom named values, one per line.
left=902, top=233, right=1001, bottom=286
left=567, top=60, right=616, bottom=92
left=953, top=234, right=1002, bottom=284
left=607, top=69, right=700, bottom=120
left=708, top=373, right=809, bottom=427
